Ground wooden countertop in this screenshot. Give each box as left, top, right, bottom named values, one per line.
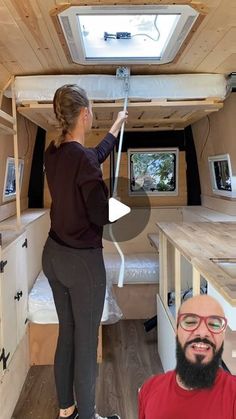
left=157, top=222, right=236, bottom=306
left=0, top=209, right=49, bottom=249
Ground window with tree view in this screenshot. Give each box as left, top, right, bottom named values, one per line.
left=128, top=148, right=178, bottom=195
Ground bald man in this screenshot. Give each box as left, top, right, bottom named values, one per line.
left=139, top=295, right=236, bottom=419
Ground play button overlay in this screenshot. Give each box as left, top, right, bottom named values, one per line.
left=103, top=176, right=151, bottom=243
left=109, top=197, right=131, bottom=222
left=85, top=176, right=150, bottom=242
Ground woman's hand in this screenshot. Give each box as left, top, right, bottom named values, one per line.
left=109, top=110, right=128, bottom=137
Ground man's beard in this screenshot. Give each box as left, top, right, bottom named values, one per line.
left=175, top=337, right=224, bottom=389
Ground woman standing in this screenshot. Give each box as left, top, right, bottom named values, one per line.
left=42, top=84, right=127, bottom=419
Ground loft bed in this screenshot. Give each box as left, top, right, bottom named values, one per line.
left=6, top=73, right=227, bottom=132
left=0, top=72, right=227, bottom=229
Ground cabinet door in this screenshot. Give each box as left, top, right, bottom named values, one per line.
left=0, top=233, right=28, bottom=372
left=0, top=246, right=4, bottom=374
left=26, top=212, right=50, bottom=291
left=15, top=233, right=28, bottom=343
left=0, top=243, right=18, bottom=370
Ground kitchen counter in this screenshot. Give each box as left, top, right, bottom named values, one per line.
left=157, top=221, right=236, bottom=306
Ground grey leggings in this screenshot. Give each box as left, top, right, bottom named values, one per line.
left=42, top=237, right=106, bottom=419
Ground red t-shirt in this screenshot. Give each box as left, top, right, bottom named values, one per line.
left=139, top=369, right=236, bottom=419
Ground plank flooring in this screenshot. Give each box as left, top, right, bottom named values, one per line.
left=13, top=320, right=163, bottom=419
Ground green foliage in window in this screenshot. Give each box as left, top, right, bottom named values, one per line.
left=130, top=151, right=176, bottom=193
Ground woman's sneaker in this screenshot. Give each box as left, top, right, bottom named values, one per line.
left=59, top=406, right=79, bottom=419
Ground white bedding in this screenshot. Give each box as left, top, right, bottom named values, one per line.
left=8, top=74, right=227, bottom=103
left=28, top=270, right=121, bottom=324
left=103, top=252, right=159, bottom=284
left=28, top=253, right=159, bottom=324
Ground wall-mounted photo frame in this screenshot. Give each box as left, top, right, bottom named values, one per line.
left=208, top=154, right=236, bottom=198
left=128, top=148, right=179, bottom=196
left=3, top=157, right=24, bottom=202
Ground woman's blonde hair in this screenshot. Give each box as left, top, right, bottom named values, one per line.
left=53, top=84, right=89, bottom=148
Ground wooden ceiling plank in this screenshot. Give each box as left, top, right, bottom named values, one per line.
left=23, top=0, right=65, bottom=68
left=0, top=63, right=11, bottom=90
left=215, top=53, right=236, bottom=74
left=37, top=0, right=70, bottom=69
left=174, top=0, right=235, bottom=72
left=0, top=0, right=44, bottom=72
left=0, top=0, right=234, bottom=78
left=196, top=27, right=236, bottom=72
left=3, top=0, right=58, bottom=70
left=0, top=43, right=24, bottom=75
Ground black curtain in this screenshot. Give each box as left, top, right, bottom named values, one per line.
left=184, top=126, right=201, bottom=205
left=28, top=127, right=46, bottom=208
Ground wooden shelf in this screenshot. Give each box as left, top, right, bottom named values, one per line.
left=0, top=109, right=15, bottom=135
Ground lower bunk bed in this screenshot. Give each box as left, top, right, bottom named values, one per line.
left=28, top=252, right=159, bottom=365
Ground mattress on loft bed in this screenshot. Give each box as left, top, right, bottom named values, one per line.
left=28, top=253, right=159, bottom=324
left=9, top=74, right=227, bottom=103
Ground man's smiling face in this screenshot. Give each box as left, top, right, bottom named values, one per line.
left=177, top=295, right=225, bottom=364
left=175, top=295, right=226, bottom=390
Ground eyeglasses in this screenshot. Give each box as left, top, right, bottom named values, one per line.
left=177, top=313, right=227, bottom=334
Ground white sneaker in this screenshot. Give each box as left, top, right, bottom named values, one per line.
left=95, top=414, right=121, bottom=419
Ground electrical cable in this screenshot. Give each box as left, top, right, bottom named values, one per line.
left=22, top=116, right=31, bottom=158
left=104, top=15, right=160, bottom=43
left=132, top=15, right=160, bottom=42
left=200, top=115, right=211, bottom=160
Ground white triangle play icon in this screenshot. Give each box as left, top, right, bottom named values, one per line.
left=108, top=197, right=131, bottom=222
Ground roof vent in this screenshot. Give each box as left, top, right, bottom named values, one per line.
left=55, top=5, right=200, bottom=65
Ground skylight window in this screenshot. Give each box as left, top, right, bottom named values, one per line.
left=57, top=5, right=199, bottom=64
left=79, top=14, right=179, bottom=60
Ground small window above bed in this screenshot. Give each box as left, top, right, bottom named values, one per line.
left=128, top=148, right=178, bottom=196
left=208, top=154, right=236, bottom=198
left=3, top=157, right=24, bottom=202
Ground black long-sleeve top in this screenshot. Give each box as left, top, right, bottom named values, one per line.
left=44, top=133, right=117, bottom=249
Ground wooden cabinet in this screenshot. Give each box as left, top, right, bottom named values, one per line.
left=25, top=212, right=50, bottom=291
left=0, top=210, right=50, bottom=419
left=0, top=210, right=50, bottom=375
left=0, top=233, right=28, bottom=374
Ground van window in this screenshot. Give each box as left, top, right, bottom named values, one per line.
left=128, top=148, right=178, bottom=196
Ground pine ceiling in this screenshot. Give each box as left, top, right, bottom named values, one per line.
left=0, top=0, right=235, bottom=91
left=0, top=0, right=235, bottom=132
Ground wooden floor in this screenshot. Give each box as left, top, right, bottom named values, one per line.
left=13, top=320, right=163, bottom=419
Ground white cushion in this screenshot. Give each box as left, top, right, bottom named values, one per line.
left=104, top=252, right=159, bottom=284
